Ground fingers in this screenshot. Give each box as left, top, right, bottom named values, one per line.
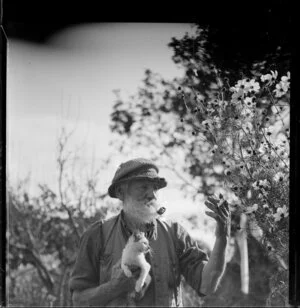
left=205, top=197, right=219, bottom=212
left=205, top=211, right=218, bottom=219
left=205, top=200, right=218, bottom=212
left=222, top=200, right=229, bottom=211
left=205, top=196, right=230, bottom=222
left=218, top=205, right=231, bottom=222
left=218, top=211, right=230, bottom=226
left=205, top=210, right=229, bottom=222
left=205, top=199, right=229, bottom=214
left=207, top=196, right=219, bottom=206
left=208, top=196, right=229, bottom=208
left=206, top=196, right=227, bottom=208
left=219, top=202, right=230, bottom=216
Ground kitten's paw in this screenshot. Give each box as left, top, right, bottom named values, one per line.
left=135, top=284, right=142, bottom=293
left=123, top=267, right=132, bottom=278
left=135, top=280, right=144, bottom=293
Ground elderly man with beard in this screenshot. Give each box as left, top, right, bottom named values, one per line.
left=69, top=158, right=231, bottom=307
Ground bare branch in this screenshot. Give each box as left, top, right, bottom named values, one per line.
left=10, top=243, right=54, bottom=293
left=57, top=127, right=81, bottom=242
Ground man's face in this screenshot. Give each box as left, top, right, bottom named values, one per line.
left=123, top=179, right=160, bottom=223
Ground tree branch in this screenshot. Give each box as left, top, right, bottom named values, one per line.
left=57, top=128, right=81, bottom=242
left=10, top=243, right=54, bottom=293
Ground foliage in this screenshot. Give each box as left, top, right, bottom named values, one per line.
left=7, top=128, right=120, bottom=306
left=1, top=143, right=5, bottom=306
left=110, top=67, right=290, bottom=306
left=109, top=25, right=290, bottom=305
left=7, top=264, right=56, bottom=307
left=180, top=68, right=289, bottom=240
left=169, top=4, right=291, bottom=80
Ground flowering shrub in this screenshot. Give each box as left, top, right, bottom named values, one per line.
left=110, top=68, right=290, bottom=305
left=179, top=69, right=290, bottom=304
left=179, top=69, right=289, bottom=229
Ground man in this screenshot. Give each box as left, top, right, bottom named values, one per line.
left=69, top=158, right=231, bottom=306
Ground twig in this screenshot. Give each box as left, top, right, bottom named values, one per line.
left=261, top=130, right=289, bottom=170
left=57, top=128, right=81, bottom=242
left=10, top=243, right=54, bottom=293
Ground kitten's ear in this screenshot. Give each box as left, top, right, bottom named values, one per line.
left=138, top=232, right=145, bottom=239
left=132, top=230, right=139, bottom=241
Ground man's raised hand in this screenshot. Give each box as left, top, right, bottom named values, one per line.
left=204, top=194, right=231, bottom=238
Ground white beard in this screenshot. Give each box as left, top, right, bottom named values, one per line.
left=123, top=198, right=159, bottom=225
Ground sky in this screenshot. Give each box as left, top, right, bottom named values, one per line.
left=7, top=23, right=216, bottom=244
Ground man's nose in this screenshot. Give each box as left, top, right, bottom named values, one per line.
left=146, top=188, right=157, bottom=200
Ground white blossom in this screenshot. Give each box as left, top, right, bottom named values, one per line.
left=231, top=78, right=260, bottom=94
left=252, top=179, right=270, bottom=190
left=224, top=168, right=232, bottom=176
left=201, top=119, right=214, bottom=130
left=281, top=72, right=290, bottom=83
left=245, top=203, right=258, bottom=214
left=260, top=70, right=278, bottom=85
left=273, top=205, right=288, bottom=222
left=274, top=74, right=290, bottom=97
left=274, top=172, right=285, bottom=182
left=241, top=121, right=254, bottom=132
left=244, top=96, right=255, bottom=108
left=231, top=89, right=244, bottom=104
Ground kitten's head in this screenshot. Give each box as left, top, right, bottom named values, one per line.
left=128, top=231, right=150, bottom=254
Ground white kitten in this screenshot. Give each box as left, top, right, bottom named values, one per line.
left=121, top=231, right=152, bottom=297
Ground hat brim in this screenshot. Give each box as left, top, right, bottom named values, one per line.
left=108, top=176, right=167, bottom=198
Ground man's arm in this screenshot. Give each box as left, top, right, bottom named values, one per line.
left=72, top=261, right=140, bottom=306
left=72, top=277, right=133, bottom=306
left=73, top=282, right=123, bottom=306
left=199, top=234, right=228, bottom=295
left=69, top=221, right=135, bottom=306
left=200, top=196, right=231, bottom=296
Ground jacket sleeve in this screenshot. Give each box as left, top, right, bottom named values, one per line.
left=69, top=221, right=102, bottom=294
left=175, top=222, right=209, bottom=297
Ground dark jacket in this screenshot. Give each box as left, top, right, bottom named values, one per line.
left=69, top=211, right=208, bottom=306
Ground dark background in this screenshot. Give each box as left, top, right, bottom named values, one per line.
left=2, top=0, right=292, bottom=63
left=2, top=1, right=292, bottom=78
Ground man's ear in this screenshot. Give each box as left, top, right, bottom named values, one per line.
left=115, top=184, right=124, bottom=201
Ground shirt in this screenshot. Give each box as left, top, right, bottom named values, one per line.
left=69, top=211, right=209, bottom=306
